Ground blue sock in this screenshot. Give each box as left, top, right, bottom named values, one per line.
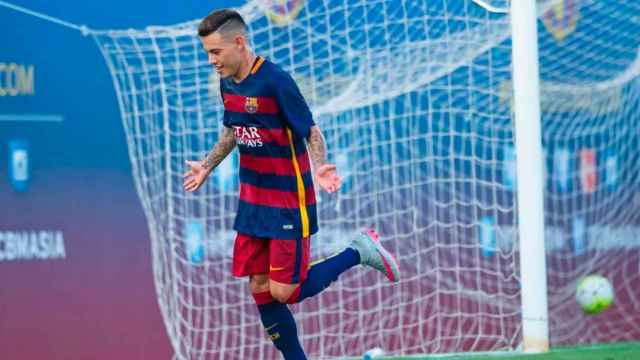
left=255, top=292, right=307, bottom=360
left=287, top=248, right=360, bottom=304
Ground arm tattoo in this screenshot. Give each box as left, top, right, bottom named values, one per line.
left=307, top=126, right=327, bottom=170
left=202, top=127, right=236, bottom=171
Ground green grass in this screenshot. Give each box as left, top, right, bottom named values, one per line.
left=365, top=342, right=640, bottom=360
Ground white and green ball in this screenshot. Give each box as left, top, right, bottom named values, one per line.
left=576, top=275, right=614, bottom=315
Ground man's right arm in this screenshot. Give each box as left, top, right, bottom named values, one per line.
left=202, top=126, right=236, bottom=172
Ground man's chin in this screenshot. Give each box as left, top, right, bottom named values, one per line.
left=217, top=68, right=237, bottom=80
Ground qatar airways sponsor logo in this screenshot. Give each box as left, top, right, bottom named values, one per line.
left=0, top=230, right=66, bottom=261
left=233, top=126, right=264, bottom=147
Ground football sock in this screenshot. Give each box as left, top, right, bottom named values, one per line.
left=253, top=291, right=307, bottom=360
left=286, top=248, right=360, bottom=304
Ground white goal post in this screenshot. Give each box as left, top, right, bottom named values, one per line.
left=510, top=0, right=549, bottom=353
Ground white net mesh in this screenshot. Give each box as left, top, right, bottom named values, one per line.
left=533, top=0, right=640, bottom=346
left=92, top=0, right=640, bottom=358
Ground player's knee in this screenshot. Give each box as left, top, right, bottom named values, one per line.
left=269, top=287, right=292, bottom=303
left=249, top=275, right=270, bottom=294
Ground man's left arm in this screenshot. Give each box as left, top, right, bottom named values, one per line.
left=271, top=71, right=342, bottom=193
left=307, top=125, right=327, bottom=168
left=307, top=125, right=342, bottom=193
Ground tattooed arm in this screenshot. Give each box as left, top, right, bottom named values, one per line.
left=307, top=125, right=328, bottom=169
left=202, top=126, right=236, bottom=172
left=307, top=125, right=342, bottom=193
left=183, top=127, right=236, bottom=192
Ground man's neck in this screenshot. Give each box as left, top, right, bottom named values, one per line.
left=232, top=52, right=257, bottom=83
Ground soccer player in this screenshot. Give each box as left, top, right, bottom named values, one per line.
left=183, top=9, right=400, bottom=359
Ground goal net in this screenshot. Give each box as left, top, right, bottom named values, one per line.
left=91, top=0, right=640, bottom=358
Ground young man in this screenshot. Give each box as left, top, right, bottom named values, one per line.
left=183, top=9, right=400, bottom=359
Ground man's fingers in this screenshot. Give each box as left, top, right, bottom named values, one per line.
left=317, top=164, right=337, bottom=176
left=184, top=177, right=200, bottom=191
left=322, top=182, right=337, bottom=193
left=192, top=178, right=205, bottom=191
left=320, top=164, right=337, bottom=173
left=327, top=176, right=342, bottom=193
left=186, top=181, right=199, bottom=192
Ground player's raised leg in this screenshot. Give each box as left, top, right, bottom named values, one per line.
left=349, top=229, right=400, bottom=283
left=275, top=229, right=400, bottom=305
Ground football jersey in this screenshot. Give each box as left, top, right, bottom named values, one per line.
left=220, top=56, right=318, bottom=240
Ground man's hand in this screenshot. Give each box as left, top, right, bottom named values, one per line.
left=307, top=126, right=343, bottom=194
left=315, top=163, right=342, bottom=193
left=183, top=160, right=211, bottom=192
left=183, top=127, right=236, bottom=192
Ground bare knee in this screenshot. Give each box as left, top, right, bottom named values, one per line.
left=269, top=288, right=291, bottom=303
left=249, top=274, right=270, bottom=294
left=269, top=281, right=298, bottom=303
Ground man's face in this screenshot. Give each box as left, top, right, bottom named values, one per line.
left=200, top=32, right=243, bottom=79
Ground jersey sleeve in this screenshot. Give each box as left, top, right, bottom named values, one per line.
left=273, top=71, right=315, bottom=139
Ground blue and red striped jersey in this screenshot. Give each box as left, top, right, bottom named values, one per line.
left=220, top=57, right=318, bottom=240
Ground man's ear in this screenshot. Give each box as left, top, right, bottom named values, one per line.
left=235, top=34, right=246, bottom=49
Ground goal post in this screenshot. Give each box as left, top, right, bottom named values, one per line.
left=510, top=0, right=550, bottom=353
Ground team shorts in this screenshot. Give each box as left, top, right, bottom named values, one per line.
left=232, top=232, right=310, bottom=284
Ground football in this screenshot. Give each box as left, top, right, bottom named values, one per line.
left=576, top=275, right=614, bottom=315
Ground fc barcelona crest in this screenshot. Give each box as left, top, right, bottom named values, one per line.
left=261, top=0, right=305, bottom=26
left=245, top=97, right=259, bottom=113
left=543, top=0, right=580, bottom=42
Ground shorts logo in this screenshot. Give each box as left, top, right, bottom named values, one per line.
left=245, top=97, right=259, bottom=113
left=269, top=265, right=285, bottom=272
left=543, top=0, right=580, bottom=42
